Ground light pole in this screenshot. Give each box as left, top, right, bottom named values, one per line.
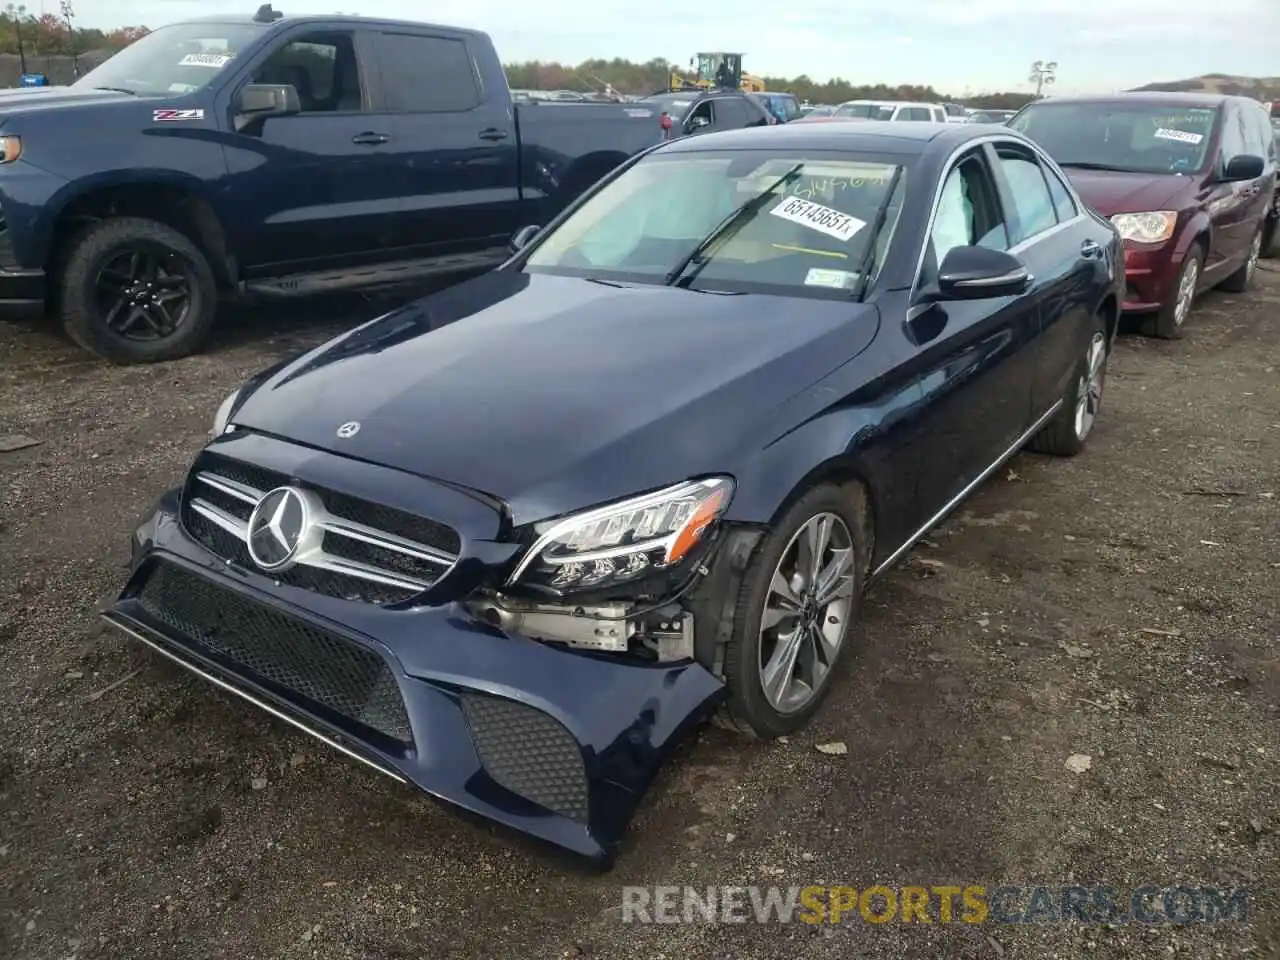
left=5, top=4, right=27, bottom=75
left=1029, top=60, right=1057, bottom=98
left=60, top=0, right=76, bottom=75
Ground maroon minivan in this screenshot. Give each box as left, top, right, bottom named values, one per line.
left=1010, top=93, right=1277, bottom=337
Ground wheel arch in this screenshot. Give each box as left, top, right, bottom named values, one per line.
left=42, top=173, right=234, bottom=287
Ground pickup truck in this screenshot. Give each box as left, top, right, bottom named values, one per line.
left=0, top=5, right=664, bottom=363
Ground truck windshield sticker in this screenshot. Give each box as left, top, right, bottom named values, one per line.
left=804, top=267, right=859, bottom=288
left=153, top=108, right=205, bottom=122
left=1153, top=127, right=1204, bottom=145
left=179, top=53, right=233, bottom=68
left=769, top=196, right=866, bottom=242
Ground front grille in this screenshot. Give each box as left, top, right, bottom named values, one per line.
left=181, top=452, right=460, bottom=605
left=138, top=562, right=413, bottom=743
left=460, top=693, right=589, bottom=822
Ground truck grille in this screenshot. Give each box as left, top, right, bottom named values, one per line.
left=181, top=453, right=460, bottom=605
left=137, top=562, right=413, bottom=744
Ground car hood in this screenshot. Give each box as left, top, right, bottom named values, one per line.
left=0, top=85, right=138, bottom=115
left=1060, top=167, right=1195, bottom=217
left=231, top=271, right=880, bottom=525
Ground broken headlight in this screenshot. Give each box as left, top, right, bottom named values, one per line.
left=506, top=477, right=734, bottom=593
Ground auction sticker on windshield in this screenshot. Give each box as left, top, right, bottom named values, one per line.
left=770, top=197, right=865, bottom=242
left=1153, top=127, right=1203, bottom=145
left=179, top=53, right=233, bottom=68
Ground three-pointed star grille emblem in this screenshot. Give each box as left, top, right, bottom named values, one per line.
left=246, top=486, right=308, bottom=570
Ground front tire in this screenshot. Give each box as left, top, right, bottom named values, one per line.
left=720, top=483, right=870, bottom=738
left=58, top=216, right=218, bottom=364
left=1142, top=244, right=1202, bottom=340
left=1028, top=314, right=1108, bottom=457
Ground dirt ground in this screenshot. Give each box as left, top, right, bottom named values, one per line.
left=1, top=269, right=1277, bottom=960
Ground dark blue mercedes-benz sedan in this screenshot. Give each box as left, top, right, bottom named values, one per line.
left=105, top=121, right=1123, bottom=863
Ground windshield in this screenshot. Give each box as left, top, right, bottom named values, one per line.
left=524, top=151, right=906, bottom=298
left=1010, top=102, right=1219, bottom=175
left=72, top=22, right=264, bottom=97
left=643, top=95, right=697, bottom=117
left=835, top=103, right=894, bottom=120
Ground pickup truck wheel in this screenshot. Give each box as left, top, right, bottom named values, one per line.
left=1027, top=316, right=1108, bottom=457
left=1217, top=227, right=1262, bottom=294
left=718, top=483, right=869, bottom=739
left=59, top=217, right=217, bottom=363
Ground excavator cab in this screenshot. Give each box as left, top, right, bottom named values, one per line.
left=697, top=52, right=743, bottom=90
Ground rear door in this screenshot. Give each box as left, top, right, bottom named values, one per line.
left=987, top=140, right=1102, bottom=416
left=1239, top=101, right=1277, bottom=247
left=220, top=26, right=410, bottom=274
left=367, top=29, right=521, bottom=259
left=898, top=106, right=933, bottom=123
left=906, top=146, right=1041, bottom=519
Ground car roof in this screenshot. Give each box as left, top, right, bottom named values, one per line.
left=840, top=99, right=941, bottom=108
left=1028, top=91, right=1232, bottom=109
left=176, top=13, right=488, bottom=37
left=660, top=120, right=1021, bottom=155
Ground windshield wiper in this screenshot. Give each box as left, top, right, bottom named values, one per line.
left=664, top=162, right=804, bottom=287
left=853, top=165, right=905, bottom=300
left=92, top=86, right=138, bottom=96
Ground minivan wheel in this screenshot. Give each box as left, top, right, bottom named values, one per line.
left=59, top=217, right=218, bottom=364
left=1218, top=227, right=1263, bottom=293
left=1143, top=245, right=1202, bottom=339
left=718, top=483, right=870, bottom=739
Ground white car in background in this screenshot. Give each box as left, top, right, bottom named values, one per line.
left=823, top=99, right=950, bottom=123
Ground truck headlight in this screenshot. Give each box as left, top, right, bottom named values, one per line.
left=1111, top=211, right=1176, bottom=244
left=506, top=477, right=734, bottom=592
left=211, top=387, right=242, bottom=436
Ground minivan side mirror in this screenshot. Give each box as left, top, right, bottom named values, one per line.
left=509, top=224, right=541, bottom=254
left=1221, top=154, right=1265, bottom=182
left=237, top=83, right=301, bottom=118
left=923, top=245, right=1032, bottom=301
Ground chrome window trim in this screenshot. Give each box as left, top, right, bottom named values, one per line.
left=910, top=133, right=1090, bottom=299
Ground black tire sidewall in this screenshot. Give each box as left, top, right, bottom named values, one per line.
left=60, top=217, right=217, bottom=364
left=722, top=483, right=869, bottom=737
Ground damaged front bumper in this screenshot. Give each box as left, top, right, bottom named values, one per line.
left=106, top=487, right=727, bottom=863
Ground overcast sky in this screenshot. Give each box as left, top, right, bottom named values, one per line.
left=62, top=0, right=1279, bottom=95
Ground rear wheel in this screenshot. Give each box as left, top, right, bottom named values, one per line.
left=1028, top=314, right=1108, bottom=457
left=1218, top=227, right=1263, bottom=293
left=719, top=483, right=870, bottom=738
left=1142, top=244, right=1201, bottom=339
left=58, top=216, right=218, bottom=364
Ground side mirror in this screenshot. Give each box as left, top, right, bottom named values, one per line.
left=1221, top=154, right=1264, bottom=182
left=688, top=115, right=711, bottom=130
left=509, top=224, right=541, bottom=254
left=237, top=83, right=300, bottom=118
left=926, top=245, right=1031, bottom=302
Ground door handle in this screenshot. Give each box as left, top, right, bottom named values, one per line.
left=351, top=132, right=390, bottom=145
left=478, top=127, right=509, bottom=142
left=1080, top=239, right=1102, bottom=259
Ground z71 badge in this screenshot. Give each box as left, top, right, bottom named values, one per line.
left=153, top=108, right=205, bottom=122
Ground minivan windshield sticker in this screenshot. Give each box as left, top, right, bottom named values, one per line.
left=1153, top=128, right=1204, bottom=145
left=179, top=53, right=233, bottom=68
left=153, top=108, right=205, bottom=122
left=769, top=197, right=866, bottom=242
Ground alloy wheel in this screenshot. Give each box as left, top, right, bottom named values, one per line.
left=757, top=512, right=856, bottom=713
left=94, top=247, right=195, bottom=342
left=1074, top=331, right=1107, bottom=440
left=1173, top=256, right=1199, bottom=328
left=1245, top=230, right=1262, bottom=283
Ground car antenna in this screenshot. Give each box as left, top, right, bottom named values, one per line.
left=253, top=4, right=284, bottom=22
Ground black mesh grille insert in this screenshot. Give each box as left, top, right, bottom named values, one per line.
left=137, top=563, right=412, bottom=744
left=179, top=451, right=461, bottom=606
left=460, top=694, right=589, bottom=822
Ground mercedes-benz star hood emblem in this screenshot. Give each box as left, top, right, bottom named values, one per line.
left=336, top=421, right=361, bottom=439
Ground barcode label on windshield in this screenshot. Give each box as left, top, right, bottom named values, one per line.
left=769, top=197, right=865, bottom=242
left=1153, top=127, right=1203, bottom=145
left=179, top=53, right=233, bottom=68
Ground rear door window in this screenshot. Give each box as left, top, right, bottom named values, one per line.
left=372, top=32, right=481, bottom=112
left=899, top=107, right=932, bottom=122
left=714, top=98, right=751, bottom=129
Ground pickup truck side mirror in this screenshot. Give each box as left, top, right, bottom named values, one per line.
left=237, top=83, right=301, bottom=119
left=509, top=224, right=541, bottom=254
left=1220, top=154, right=1264, bottom=182
left=687, top=115, right=711, bottom=131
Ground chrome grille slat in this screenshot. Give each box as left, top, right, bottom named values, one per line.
left=182, top=463, right=461, bottom=603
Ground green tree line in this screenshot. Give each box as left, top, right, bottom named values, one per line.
left=504, top=57, right=1036, bottom=108
left=0, top=11, right=147, bottom=55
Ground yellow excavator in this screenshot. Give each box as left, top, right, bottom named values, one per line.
left=668, top=53, right=765, bottom=93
